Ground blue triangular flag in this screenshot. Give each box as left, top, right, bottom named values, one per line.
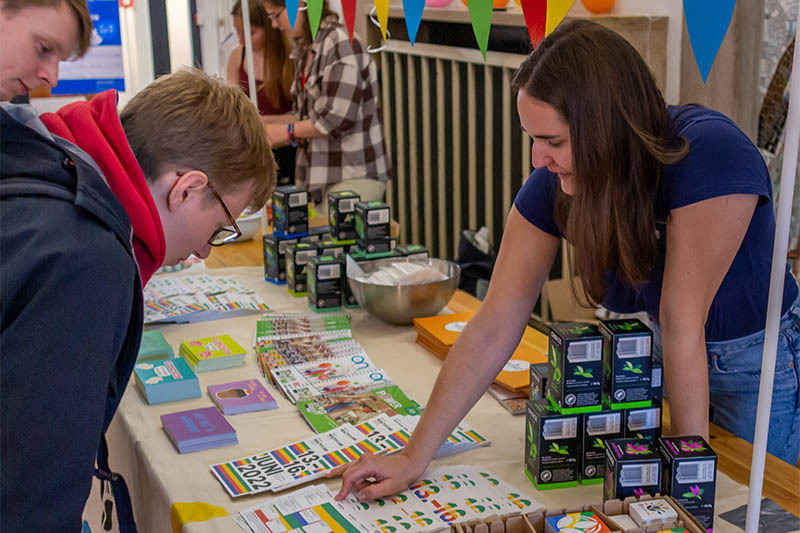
left=683, top=0, right=736, bottom=83
left=403, top=0, right=425, bottom=45
left=287, top=0, right=299, bottom=29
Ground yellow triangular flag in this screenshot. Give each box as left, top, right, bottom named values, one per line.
left=545, top=0, right=575, bottom=36
left=375, top=0, right=389, bottom=41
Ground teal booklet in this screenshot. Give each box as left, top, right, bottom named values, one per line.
left=137, top=330, right=174, bottom=362
left=133, top=358, right=202, bottom=404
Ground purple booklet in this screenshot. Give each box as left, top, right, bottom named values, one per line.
left=207, top=379, right=278, bottom=415
left=161, top=406, right=237, bottom=453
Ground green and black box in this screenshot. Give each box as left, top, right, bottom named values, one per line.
left=529, top=362, right=549, bottom=400
left=659, top=435, right=717, bottom=532
left=307, top=255, right=344, bottom=312
left=624, top=405, right=662, bottom=441
left=604, top=438, right=662, bottom=501
left=524, top=399, right=579, bottom=490
left=263, top=233, right=299, bottom=283
left=328, top=190, right=360, bottom=241
left=355, top=201, right=391, bottom=252
left=273, top=185, right=309, bottom=235
left=600, top=318, right=653, bottom=409
left=396, top=244, right=428, bottom=258
left=579, top=410, right=623, bottom=485
left=285, top=242, right=319, bottom=295
left=547, top=323, right=604, bottom=414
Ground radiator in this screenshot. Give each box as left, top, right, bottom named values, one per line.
left=379, top=40, right=533, bottom=260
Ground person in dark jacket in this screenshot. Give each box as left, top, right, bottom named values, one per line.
left=0, top=67, right=276, bottom=532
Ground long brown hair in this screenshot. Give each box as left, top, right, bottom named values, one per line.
left=232, top=0, right=293, bottom=109
left=263, top=0, right=338, bottom=46
left=512, top=20, right=688, bottom=305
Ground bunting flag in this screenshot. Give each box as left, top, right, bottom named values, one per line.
left=375, top=0, right=390, bottom=41
left=467, top=0, right=494, bottom=58
left=545, top=0, right=575, bottom=36
left=684, top=0, right=736, bottom=83
left=287, top=0, right=299, bottom=29
left=307, top=0, right=323, bottom=39
left=341, top=0, right=358, bottom=41
left=403, top=0, right=426, bottom=45
left=519, top=0, right=546, bottom=48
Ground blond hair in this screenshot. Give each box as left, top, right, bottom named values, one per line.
left=1, top=0, right=92, bottom=57
left=120, top=67, right=276, bottom=210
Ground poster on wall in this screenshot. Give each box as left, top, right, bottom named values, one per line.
left=52, top=0, right=125, bottom=95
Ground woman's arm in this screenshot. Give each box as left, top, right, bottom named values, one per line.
left=225, top=46, right=242, bottom=86
left=660, top=193, right=758, bottom=439
left=335, top=207, right=561, bottom=500
left=266, top=119, right=322, bottom=147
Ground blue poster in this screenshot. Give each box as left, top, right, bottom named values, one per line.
left=52, top=0, right=125, bottom=95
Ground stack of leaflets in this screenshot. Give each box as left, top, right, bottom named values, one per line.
left=232, top=465, right=544, bottom=533
left=137, top=330, right=174, bottom=362
left=255, top=313, right=352, bottom=345
left=296, top=385, right=422, bottom=432
left=413, top=312, right=547, bottom=393
left=272, top=365, right=392, bottom=404
left=144, top=274, right=269, bottom=324
left=180, top=334, right=248, bottom=372
left=161, top=406, right=238, bottom=453
left=208, top=379, right=279, bottom=415
left=394, top=414, right=491, bottom=458
left=133, top=358, right=202, bottom=404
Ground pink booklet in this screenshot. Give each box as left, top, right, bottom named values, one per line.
left=207, top=379, right=278, bottom=415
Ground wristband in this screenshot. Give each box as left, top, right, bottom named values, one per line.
left=285, top=122, right=298, bottom=147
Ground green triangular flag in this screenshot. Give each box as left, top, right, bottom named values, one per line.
left=307, top=0, right=324, bottom=40
left=467, top=0, right=494, bottom=59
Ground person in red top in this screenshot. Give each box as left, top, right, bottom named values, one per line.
left=1, top=67, right=275, bottom=531
left=227, top=0, right=296, bottom=185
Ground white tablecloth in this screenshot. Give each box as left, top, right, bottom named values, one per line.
left=83, top=267, right=753, bottom=533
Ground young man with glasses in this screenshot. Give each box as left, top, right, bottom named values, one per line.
left=0, top=67, right=275, bottom=531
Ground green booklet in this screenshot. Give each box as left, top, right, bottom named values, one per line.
left=296, top=385, right=421, bottom=433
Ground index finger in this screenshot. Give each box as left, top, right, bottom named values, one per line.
left=335, top=455, right=379, bottom=500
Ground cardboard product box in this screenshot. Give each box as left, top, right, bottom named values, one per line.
left=651, top=359, right=663, bottom=403
left=659, top=436, right=717, bottom=532
left=310, top=224, right=331, bottom=241
left=600, top=319, right=653, bottom=410
left=350, top=241, right=398, bottom=258
left=624, top=405, right=662, bottom=441
left=523, top=505, right=617, bottom=533
left=328, top=190, right=360, bottom=241
left=285, top=242, right=319, bottom=296
left=262, top=233, right=299, bottom=283
left=355, top=201, right=391, bottom=250
left=604, top=438, right=662, bottom=502
left=547, top=323, right=604, bottom=414
left=601, top=494, right=708, bottom=533
left=530, top=363, right=549, bottom=400
left=273, top=185, right=309, bottom=235
left=524, top=399, right=579, bottom=490
left=396, top=244, right=429, bottom=258
left=580, top=410, right=624, bottom=485
left=316, top=240, right=347, bottom=258
left=307, top=255, right=344, bottom=312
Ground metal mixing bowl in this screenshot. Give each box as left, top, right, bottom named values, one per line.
left=347, top=258, right=461, bottom=325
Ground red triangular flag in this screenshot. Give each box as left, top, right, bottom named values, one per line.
left=341, top=0, right=358, bottom=41
left=520, top=0, right=547, bottom=48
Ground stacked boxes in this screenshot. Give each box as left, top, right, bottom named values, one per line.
left=262, top=233, right=299, bottom=283
left=529, top=363, right=549, bottom=400
left=273, top=186, right=309, bottom=235
left=600, top=319, right=653, bottom=409
left=604, top=438, right=662, bottom=501
left=285, top=242, right=319, bottom=295
left=524, top=399, right=579, bottom=490
left=396, top=244, right=429, bottom=258
left=547, top=323, right=604, bottom=414
left=659, top=436, right=717, bottom=532
left=355, top=201, right=392, bottom=253
left=624, top=405, right=662, bottom=441
left=328, top=190, right=360, bottom=241
left=307, top=255, right=344, bottom=312
left=579, top=410, right=623, bottom=485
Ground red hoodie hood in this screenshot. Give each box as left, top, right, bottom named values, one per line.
left=40, top=90, right=166, bottom=285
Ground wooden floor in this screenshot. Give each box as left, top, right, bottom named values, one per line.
left=206, top=235, right=800, bottom=517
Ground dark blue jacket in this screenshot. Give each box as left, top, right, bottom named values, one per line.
left=1, top=107, right=143, bottom=531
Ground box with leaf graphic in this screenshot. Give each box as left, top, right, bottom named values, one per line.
left=659, top=436, right=717, bottom=532
left=524, top=399, right=579, bottom=490
left=547, top=323, right=604, bottom=414
left=604, top=438, right=662, bottom=502
left=600, top=319, right=653, bottom=410
left=580, top=410, right=623, bottom=486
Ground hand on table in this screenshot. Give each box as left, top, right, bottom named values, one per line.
left=328, top=452, right=424, bottom=501
left=266, top=123, right=290, bottom=147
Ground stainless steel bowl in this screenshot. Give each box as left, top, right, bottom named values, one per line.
left=347, top=258, right=461, bottom=325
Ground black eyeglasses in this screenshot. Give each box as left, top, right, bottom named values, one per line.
left=206, top=181, right=243, bottom=246
left=266, top=7, right=284, bottom=21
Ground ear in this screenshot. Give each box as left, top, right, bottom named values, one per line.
left=166, top=170, right=209, bottom=212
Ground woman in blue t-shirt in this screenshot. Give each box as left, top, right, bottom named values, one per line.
left=334, top=20, right=800, bottom=500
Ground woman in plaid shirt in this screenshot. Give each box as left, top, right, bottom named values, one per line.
left=263, top=0, right=391, bottom=208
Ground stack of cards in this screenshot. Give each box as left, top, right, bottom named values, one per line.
left=396, top=414, right=491, bottom=458
left=137, top=330, right=174, bottom=362
left=272, top=365, right=392, bottom=404
left=180, top=334, right=247, bottom=372
left=161, top=406, right=238, bottom=453
left=255, top=312, right=352, bottom=343
left=232, top=465, right=544, bottom=533
left=208, top=379, right=278, bottom=415
left=133, top=358, right=201, bottom=404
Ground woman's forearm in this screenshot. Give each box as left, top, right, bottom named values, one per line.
left=661, top=328, right=710, bottom=439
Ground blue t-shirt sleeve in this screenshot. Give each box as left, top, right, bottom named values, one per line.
left=664, top=114, right=771, bottom=210
left=513, top=168, right=562, bottom=237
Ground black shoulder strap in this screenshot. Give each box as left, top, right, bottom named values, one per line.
left=95, top=434, right=138, bottom=532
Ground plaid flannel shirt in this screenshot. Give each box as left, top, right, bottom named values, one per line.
left=290, top=17, right=391, bottom=194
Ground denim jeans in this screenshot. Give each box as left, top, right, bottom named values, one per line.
left=652, top=291, right=800, bottom=464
